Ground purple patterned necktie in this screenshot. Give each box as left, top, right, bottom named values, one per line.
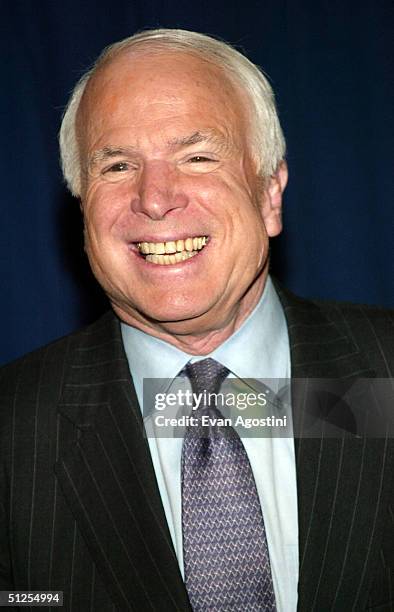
left=181, top=358, right=276, bottom=611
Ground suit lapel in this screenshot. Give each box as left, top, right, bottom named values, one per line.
left=55, top=313, right=191, bottom=611
left=275, top=282, right=393, bottom=611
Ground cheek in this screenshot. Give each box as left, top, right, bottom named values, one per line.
left=83, top=186, right=130, bottom=238
left=229, top=204, right=269, bottom=267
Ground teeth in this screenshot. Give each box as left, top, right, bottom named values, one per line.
left=165, top=241, right=177, bottom=254
left=146, top=250, right=199, bottom=265
left=138, top=236, right=208, bottom=256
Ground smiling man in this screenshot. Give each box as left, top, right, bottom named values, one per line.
left=0, top=29, right=393, bottom=612
left=72, top=45, right=287, bottom=352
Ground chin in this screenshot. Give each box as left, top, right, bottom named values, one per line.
left=144, top=301, right=210, bottom=325
left=115, top=293, right=216, bottom=329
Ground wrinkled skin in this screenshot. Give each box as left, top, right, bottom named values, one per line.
left=78, top=50, right=287, bottom=354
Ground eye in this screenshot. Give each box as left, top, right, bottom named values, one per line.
left=104, top=162, right=129, bottom=173
left=187, top=156, right=215, bottom=163
left=181, top=154, right=220, bottom=175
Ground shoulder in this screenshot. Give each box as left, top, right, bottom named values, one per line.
left=274, top=277, right=393, bottom=325
left=0, top=310, right=124, bottom=474
left=0, top=310, right=119, bottom=405
left=308, top=294, right=393, bottom=341
left=315, top=299, right=393, bottom=373
left=273, top=278, right=394, bottom=376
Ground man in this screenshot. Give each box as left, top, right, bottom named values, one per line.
left=0, top=29, right=393, bottom=611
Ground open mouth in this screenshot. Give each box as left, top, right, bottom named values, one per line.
left=136, top=236, right=208, bottom=265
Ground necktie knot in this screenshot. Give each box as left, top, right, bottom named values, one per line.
left=185, top=358, right=230, bottom=397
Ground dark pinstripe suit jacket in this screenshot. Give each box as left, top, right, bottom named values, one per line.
left=0, top=283, right=393, bottom=611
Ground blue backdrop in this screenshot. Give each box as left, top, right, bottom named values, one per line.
left=1, top=0, right=393, bottom=365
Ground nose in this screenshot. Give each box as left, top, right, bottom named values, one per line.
left=131, top=160, right=188, bottom=219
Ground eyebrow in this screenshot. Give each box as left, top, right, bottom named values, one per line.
left=88, top=130, right=228, bottom=169
left=88, top=146, right=138, bottom=169
left=168, top=131, right=214, bottom=147
left=168, top=130, right=232, bottom=152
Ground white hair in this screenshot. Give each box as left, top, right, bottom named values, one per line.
left=59, top=28, right=286, bottom=196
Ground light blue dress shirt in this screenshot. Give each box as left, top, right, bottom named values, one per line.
left=121, top=276, right=298, bottom=612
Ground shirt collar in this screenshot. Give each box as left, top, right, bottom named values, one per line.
left=208, top=276, right=289, bottom=380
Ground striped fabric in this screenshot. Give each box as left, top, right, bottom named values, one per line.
left=0, top=280, right=393, bottom=611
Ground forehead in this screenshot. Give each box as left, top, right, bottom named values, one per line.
left=78, top=50, right=249, bottom=150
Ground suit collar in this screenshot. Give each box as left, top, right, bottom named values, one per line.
left=56, top=312, right=192, bottom=611
left=274, top=279, right=377, bottom=437
left=273, top=279, right=376, bottom=379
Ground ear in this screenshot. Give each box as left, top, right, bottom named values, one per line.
left=260, top=160, right=288, bottom=237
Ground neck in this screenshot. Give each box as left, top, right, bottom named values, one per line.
left=113, top=275, right=267, bottom=355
